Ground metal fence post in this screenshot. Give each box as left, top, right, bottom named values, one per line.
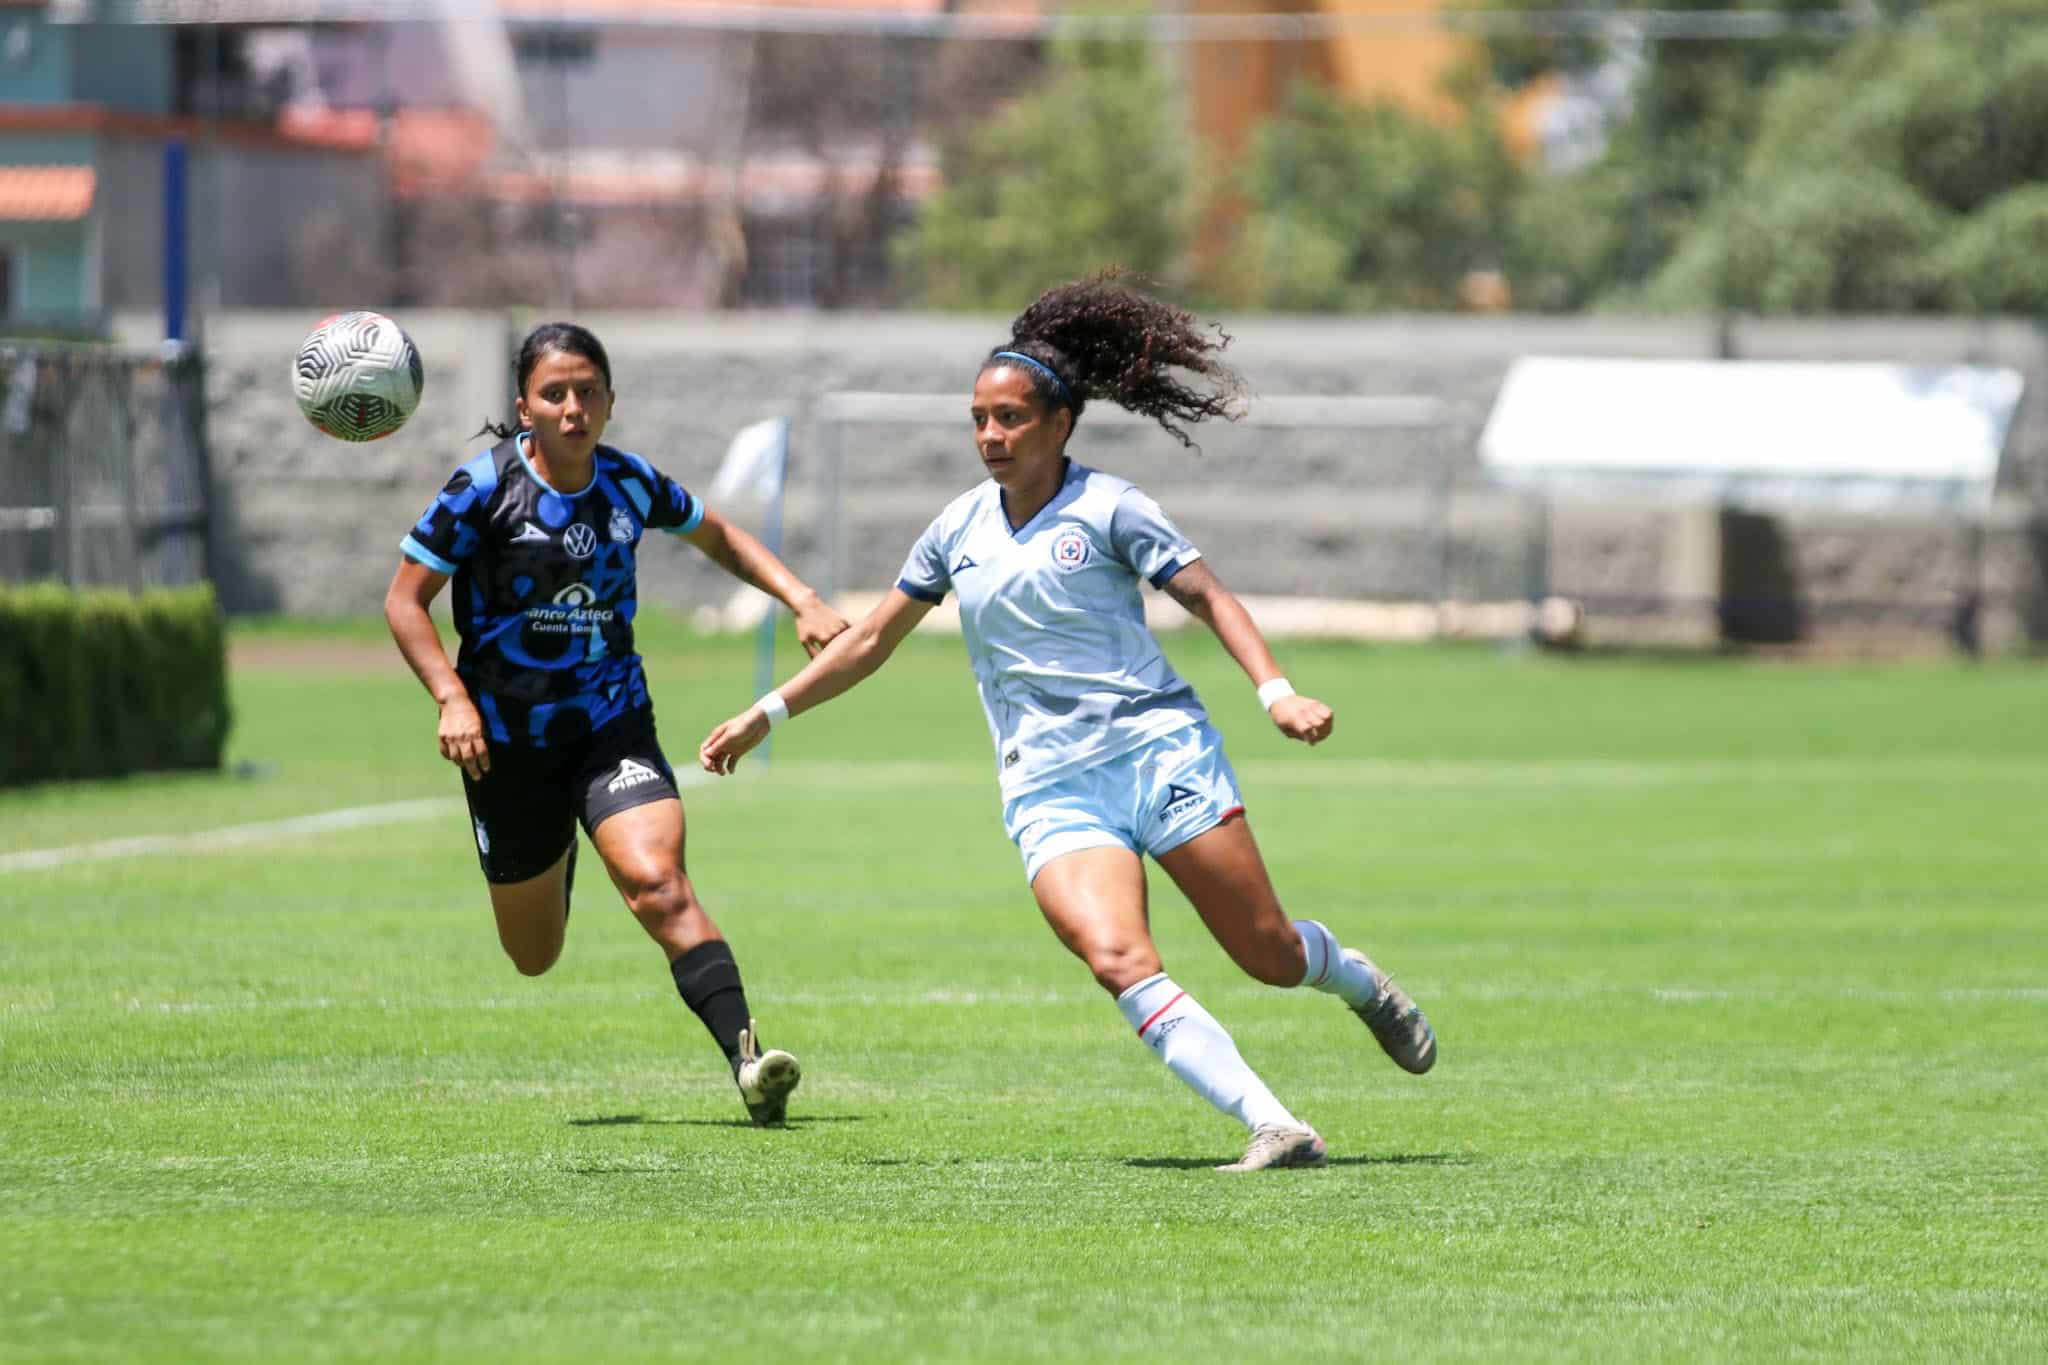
left=819, top=408, right=844, bottom=605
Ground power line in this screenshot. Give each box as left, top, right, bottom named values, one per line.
left=56, top=2, right=1940, bottom=43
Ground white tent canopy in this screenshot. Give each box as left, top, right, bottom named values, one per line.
left=1479, top=357, right=2024, bottom=513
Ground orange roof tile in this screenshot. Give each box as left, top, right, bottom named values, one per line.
left=0, top=166, right=95, bottom=221
left=272, top=106, right=383, bottom=151
left=0, top=105, right=379, bottom=155
left=389, top=109, right=499, bottom=193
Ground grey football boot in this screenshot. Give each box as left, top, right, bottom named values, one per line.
left=1346, top=950, right=1437, bottom=1074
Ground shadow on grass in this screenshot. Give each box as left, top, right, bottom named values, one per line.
left=567, top=1113, right=867, bottom=1128
left=1124, top=1152, right=1474, bottom=1171
left=845, top=1153, right=1475, bottom=1170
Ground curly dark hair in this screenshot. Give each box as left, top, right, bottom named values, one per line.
left=988, top=271, right=1244, bottom=450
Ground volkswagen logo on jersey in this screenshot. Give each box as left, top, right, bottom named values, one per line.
left=609, top=507, right=635, bottom=543
left=1051, top=527, right=1091, bottom=572
left=563, top=523, right=599, bottom=559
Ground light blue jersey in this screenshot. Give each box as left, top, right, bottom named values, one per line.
left=896, top=460, right=1209, bottom=800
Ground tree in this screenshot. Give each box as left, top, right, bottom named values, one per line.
left=1473, top=0, right=1898, bottom=308
left=1504, top=157, right=1642, bottom=313
left=1646, top=2, right=2048, bottom=312
left=1224, top=82, right=1519, bottom=311
left=1740, top=15, right=2048, bottom=215
left=1645, top=169, right=1952, bottom=313
left=893, top=34, right=1193, bottom=309
left=1934, top=188, right=2048, bottom=314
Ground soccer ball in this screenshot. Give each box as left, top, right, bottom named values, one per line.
left=291, top=310, right=424, bottom=442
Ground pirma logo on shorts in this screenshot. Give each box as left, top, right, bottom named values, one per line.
left=607, top=758, right=661, bottom=794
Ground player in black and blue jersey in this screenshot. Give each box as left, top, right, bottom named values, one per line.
left=384, top=321, right=845, bottom=1126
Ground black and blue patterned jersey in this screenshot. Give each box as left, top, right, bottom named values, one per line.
left=400, top=434, right=706, bottom=747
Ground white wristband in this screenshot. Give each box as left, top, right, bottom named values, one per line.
left=756, top=690, right=789, bottom=729
left=1257, top=677, right=1296, bottom=710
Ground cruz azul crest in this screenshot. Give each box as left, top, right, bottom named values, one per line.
left=1051, top=527, right=1091, bottom=572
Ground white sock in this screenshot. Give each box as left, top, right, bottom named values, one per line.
left=1115, top=972, right=1298, bottom=1132
left=1293, top=919, right=1384, bottom=1008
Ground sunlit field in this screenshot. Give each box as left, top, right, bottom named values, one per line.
left=3, top=617, right=2043, bottom=1362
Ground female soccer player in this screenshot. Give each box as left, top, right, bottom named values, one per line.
left=697, top=277, right=1436, bottom=1171
left=385, top=321, right=846, bottom=1126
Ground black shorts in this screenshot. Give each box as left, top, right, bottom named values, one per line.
left=460, top=707, right=680, bottom=884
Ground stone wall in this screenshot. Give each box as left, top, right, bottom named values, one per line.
left=116, top=310, right=2048, bottom=651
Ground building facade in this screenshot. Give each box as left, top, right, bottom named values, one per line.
left=0, top=1, right=382, bottom=330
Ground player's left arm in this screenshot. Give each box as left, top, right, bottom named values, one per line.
left=1163, top=560, right=1334, bottom=746
left=682, top=508, right=849, bottom=655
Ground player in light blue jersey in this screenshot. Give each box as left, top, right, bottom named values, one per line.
left=699, top=276, right=1435, bottom=1171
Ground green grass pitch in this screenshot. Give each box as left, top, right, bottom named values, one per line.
left=3, top=615, right=2044, bottom=1362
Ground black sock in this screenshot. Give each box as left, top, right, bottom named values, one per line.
left=562, top=840, right=577, bottom=923
left=669, top=940, right=752, bottom=1071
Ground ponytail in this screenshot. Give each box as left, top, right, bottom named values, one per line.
left=989, top=270, right=1243, bottom=450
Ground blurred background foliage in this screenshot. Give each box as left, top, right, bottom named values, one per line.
left=895, top=33, right=1194, bottom=308
left=893, top=0, right=2048, bottom=316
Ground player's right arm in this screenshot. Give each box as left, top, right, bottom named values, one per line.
left=384, top=558, right=489, bottom=779
left=698, top=588, right=932, bottom=775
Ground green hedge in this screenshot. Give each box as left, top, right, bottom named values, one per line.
left=1, top=583, right=230, bottom=786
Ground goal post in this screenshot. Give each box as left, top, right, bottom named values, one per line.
left=808, top=390, right=1545, bottom=638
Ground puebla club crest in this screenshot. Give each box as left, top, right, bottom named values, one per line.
left=1051, top=527, right=1091, bottom=572
left=609, top=507, right=635, bottom=543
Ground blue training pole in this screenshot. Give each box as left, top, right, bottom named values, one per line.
left=162, top=141, right=187, bottom=344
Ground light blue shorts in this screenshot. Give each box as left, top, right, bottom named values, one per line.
left=1002, top=722, right=1246, bottom=884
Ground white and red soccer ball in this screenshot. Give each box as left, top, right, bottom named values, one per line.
left=291, top=310, right=425, bottom=442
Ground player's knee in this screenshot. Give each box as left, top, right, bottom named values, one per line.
left=505, top=941, right=561, bottom=977
left=623, top=869, right=695, bottom=925
left=1085, top=941, right=1161, bottom=995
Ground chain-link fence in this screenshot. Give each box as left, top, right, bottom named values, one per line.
left=0, top=343, right=211, bottom=590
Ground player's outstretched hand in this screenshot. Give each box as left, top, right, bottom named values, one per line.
left=1269, top=694, right=1334, bottom=746
left=439, top=695, right=491, bottom=779
left=699, top=709, right=771, bottom=775
left=793, top=599, right=851, bottom=657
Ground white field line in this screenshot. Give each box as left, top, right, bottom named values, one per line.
left=1, top=769, right=718, bottom=875
left=5, top=754, right=2039, bottom=875
left=0, top=798, right=463, bottom=874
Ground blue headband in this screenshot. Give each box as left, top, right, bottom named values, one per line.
left=991, top=350, right=1074, bottom=410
